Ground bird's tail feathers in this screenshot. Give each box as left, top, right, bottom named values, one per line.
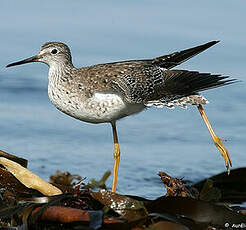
left=164, top=70, right=237, bottom=95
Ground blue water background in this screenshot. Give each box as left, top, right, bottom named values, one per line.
left=0, top=1, right=245, bottom=198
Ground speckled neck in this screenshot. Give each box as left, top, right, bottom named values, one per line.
left=48, top=61, right=75, bottom=86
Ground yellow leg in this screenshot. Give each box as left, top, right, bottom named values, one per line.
left=197, top=105, right=232, bottom=174
left=111, top=122, right=120, bottom=193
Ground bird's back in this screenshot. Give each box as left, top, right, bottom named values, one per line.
left=72, top=58, right=234, bottom=109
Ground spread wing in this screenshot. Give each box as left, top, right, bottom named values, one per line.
left=111, top=65, right=235, bottom=104
left=77, top=41, right=235, bottom=104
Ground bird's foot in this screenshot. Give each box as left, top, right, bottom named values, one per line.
left=213, top=135, right=232, bottom=175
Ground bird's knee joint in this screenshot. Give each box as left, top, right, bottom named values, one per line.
left=114, top=150, right=120, bottom=159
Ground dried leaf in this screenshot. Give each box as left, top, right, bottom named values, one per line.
left=158, top=172, right=198, bottom=198
left=33, top=206, right=90, bottom=223
left=31, top=205, right=105, bottom=229
left=49, top=170, right=82, bottom=186
left=92, top=190, right=148, bottom=221
left=146, top=196, right=246, bottom=228
left=0, top=157, right=62, bottom=196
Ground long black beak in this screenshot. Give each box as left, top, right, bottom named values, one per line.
left=6, top=55, right=39, bottom=68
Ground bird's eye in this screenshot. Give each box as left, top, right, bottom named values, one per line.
left=51, top=49, right=58, bottom=54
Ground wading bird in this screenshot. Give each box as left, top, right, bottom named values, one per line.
left=7, top=41, right=235, bottom=192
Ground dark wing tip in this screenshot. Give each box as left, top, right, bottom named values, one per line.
left=153, top=40, right=221, bottom=69
left=6, top=63, right=13, bottom=68
left=196, top=76, right=239, bottom=92
left=211, top=40, right=220, bottom=44
left=197, top=40, right=220, bottom=51
left=206, top=40, right=220, bottom=45
left=223, top=78, right=241, bottom=85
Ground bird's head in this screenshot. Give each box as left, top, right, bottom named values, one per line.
left=6, top=42, right=73, bottom=68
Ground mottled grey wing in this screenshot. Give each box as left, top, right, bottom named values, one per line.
left=111, top=65, right=235, bottom=104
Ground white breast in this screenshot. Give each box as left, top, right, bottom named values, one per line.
left=48, top=85, right=145, bottom=124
